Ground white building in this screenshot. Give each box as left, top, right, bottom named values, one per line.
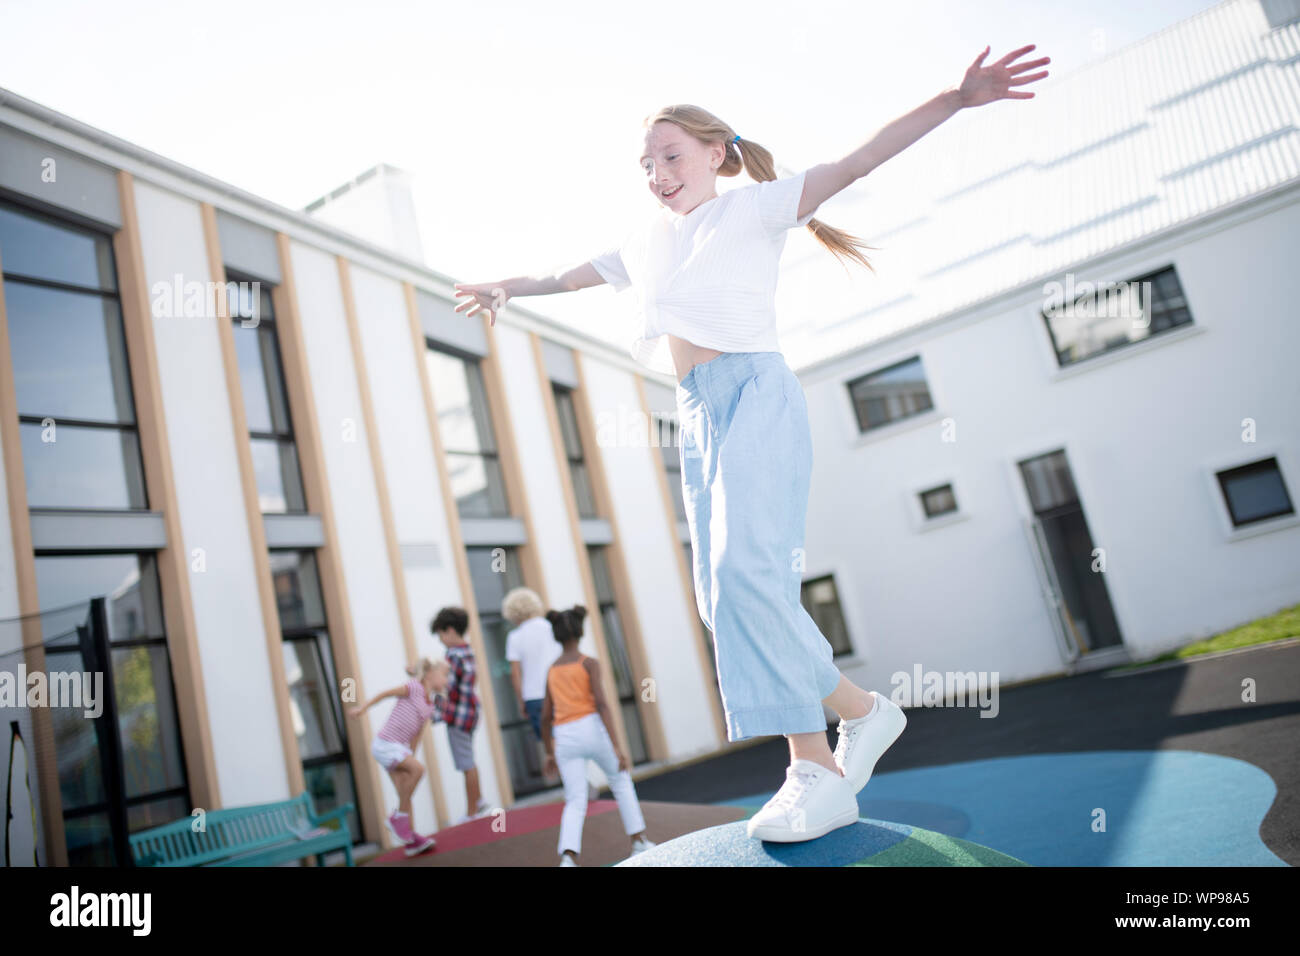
left=787, top=0, right=1300, bottom=697
left=0, top=0, right=1296, bottom=868
left=0, top=90, right=726, bottom=866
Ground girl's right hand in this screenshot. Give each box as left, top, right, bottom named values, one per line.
left=346, top=705, right=364, bottom=718
left=615, top=748, right=628, bottom=772
left=452, top=282, right=509, bottom=326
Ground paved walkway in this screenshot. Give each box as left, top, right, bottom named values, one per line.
left=632, top=640, right=1299, bottom=865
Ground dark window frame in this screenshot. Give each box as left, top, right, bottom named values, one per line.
left=226, top=270, right=307, bottom=515
left=1216, top=457, right=1295, bottom=528
left=552, top=383, right=598, bottom=519
left=268, top=547, right=361, bottom=843
left=651, top=411, right=686, bottom=523
left=799, top=573, right=854, bottom=659
left=920, top=483, right=958, bottom=518
left=587, top=544, right=648, bottom=766
left=2, top=197, right=149, bottom=511
left=31, top=548, right=191, bottom=862
left=1041, top=264, right=1193, bottom=368
left=845, top=355, right=935, bottom=433
left=425, top=342, right=511, bottom=518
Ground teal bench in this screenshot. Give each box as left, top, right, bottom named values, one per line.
left=129, top=793, right=355, bottom=867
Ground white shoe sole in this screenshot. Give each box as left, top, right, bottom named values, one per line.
left=404, top=837, right=436, bottom=857
left=747, top=805, right=860, bottom=843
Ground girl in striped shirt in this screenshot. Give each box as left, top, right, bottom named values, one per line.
left=348, top=658, right=449, bottom=855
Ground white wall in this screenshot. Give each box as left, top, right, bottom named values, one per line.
left=289, top=242, right=442, bottom=830
left=347, top=264, right=494, bottom=822
left=801, top=192, right=1300, bottom=693
left=134, top=180, right=289, bottom=806
left=581, top=355, right=720, bottom=756
left=493, top=326, right=587, bottom=614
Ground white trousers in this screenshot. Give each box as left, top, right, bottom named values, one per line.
left=553, top=712, right=646, bottom=856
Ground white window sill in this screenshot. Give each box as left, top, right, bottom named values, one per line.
left=1225, top=511, right=1300, bottom=543
left=852, top=407, right=947, bottom=448
left=1048, top=323, right=1206, bottom=382
left=916, top=510, right=970, bottom=534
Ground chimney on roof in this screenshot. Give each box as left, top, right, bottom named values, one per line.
left=303, top=163, right=426, bottom=263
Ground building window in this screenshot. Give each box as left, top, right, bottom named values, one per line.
left=464, top=545, right=544, bottom=794
left=226, top=275, right=306, bottom=513
left=32, top=552, right=189, bottom=865
left=920, top=483, right=958, bottom=518
left=269, top=550, right=360, bottom=841
left=553, top=385, right=597, bottom=518
left=846, top=356, right=934, bottom=433
left=800, top=575, right=853, bottom=658
left=1042, top=265, right=1193, bottom=367
left=425, top=346, right=510, bottom=518
left=0, top=201, right=147, bottom=509
left=1216, top=457, right=1294, bottom=528
left=587, top=545, right=648, bottom=766
left=653, top=412, right=687, bottom=523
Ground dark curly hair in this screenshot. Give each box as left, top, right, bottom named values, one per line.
left=430, top=606, right=468, bottom=637
left=545, top=604, right=588, bottom=644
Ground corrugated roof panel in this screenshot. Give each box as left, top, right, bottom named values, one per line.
left=783, top=0, right=1300, bottom=373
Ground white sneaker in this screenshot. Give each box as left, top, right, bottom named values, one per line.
left=630, top=837, right=656, bottom=855
left=559, top=854, right=578, bottom=867
left=745, top=759, right=860, bottom=843
left=833, top=691, right=907, bottom=793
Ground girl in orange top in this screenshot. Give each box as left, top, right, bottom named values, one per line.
left=541, top=604, right=655, bottom=866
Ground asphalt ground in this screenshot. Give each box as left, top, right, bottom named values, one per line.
left=629, top=639, right=1300, bottom=865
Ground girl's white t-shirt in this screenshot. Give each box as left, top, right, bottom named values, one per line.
left=587, top=170, right=818, bottom=377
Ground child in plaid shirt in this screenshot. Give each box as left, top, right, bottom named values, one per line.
left=432, top=606, right=490, bottom=823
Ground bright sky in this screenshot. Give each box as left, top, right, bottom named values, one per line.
left=1, top=0, right=1222, bottom=354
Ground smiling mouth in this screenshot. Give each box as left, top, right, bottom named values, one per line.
left=661, top=185, right=683, bottom=198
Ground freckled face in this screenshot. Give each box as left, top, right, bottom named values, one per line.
left=640, top=121, right=725, bottom=214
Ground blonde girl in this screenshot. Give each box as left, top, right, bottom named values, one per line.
left=348, top=657, right=449, bottom=855
left=454, top=45, right=1048, bottom=842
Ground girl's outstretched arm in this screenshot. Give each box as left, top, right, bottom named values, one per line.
left=346, top=683, right=406, bottom=719
left=798, top=44, right=1050, bottom=221
left=454, top=262, right=606, bottom=325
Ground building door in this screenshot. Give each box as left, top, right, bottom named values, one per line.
left=1018, top=450, right=1123, bottom=657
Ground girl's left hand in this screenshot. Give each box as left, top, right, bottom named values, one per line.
left=958, top=44, right=1050, bottom=108
left=543, top=755, right=557, bottom=777
left=346, top=705, right=364, bottom=718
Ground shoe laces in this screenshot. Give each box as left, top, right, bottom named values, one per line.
left=833, top=720, right=862, bottom=766
left=769, top=763, right=822, bottom=813
left=834, top=702, right=876, bottom=765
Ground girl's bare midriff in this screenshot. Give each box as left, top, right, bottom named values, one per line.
left=669, top=334, right=725, bottom=385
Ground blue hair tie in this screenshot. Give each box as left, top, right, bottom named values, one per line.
left=732, top=134, right=741, bottom=143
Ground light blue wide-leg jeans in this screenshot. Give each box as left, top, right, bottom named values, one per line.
left=675, top=350, right=841, bottom=742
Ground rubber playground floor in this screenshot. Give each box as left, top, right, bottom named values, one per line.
left=366, top=639, right=1299, bottom=867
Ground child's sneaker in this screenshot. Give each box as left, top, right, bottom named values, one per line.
left=745, top=759, right=860, bottom=842
left=833, top=691, right=907, bottom=793
left=559, top=854, right=578, bottom=867
left=630, top=836, right=656, bottom=855
left=473, top=798, right=492, bottom=818
left=386, top=811, right=414, bottom=845
left=404, top=833, right=436, bottom=856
